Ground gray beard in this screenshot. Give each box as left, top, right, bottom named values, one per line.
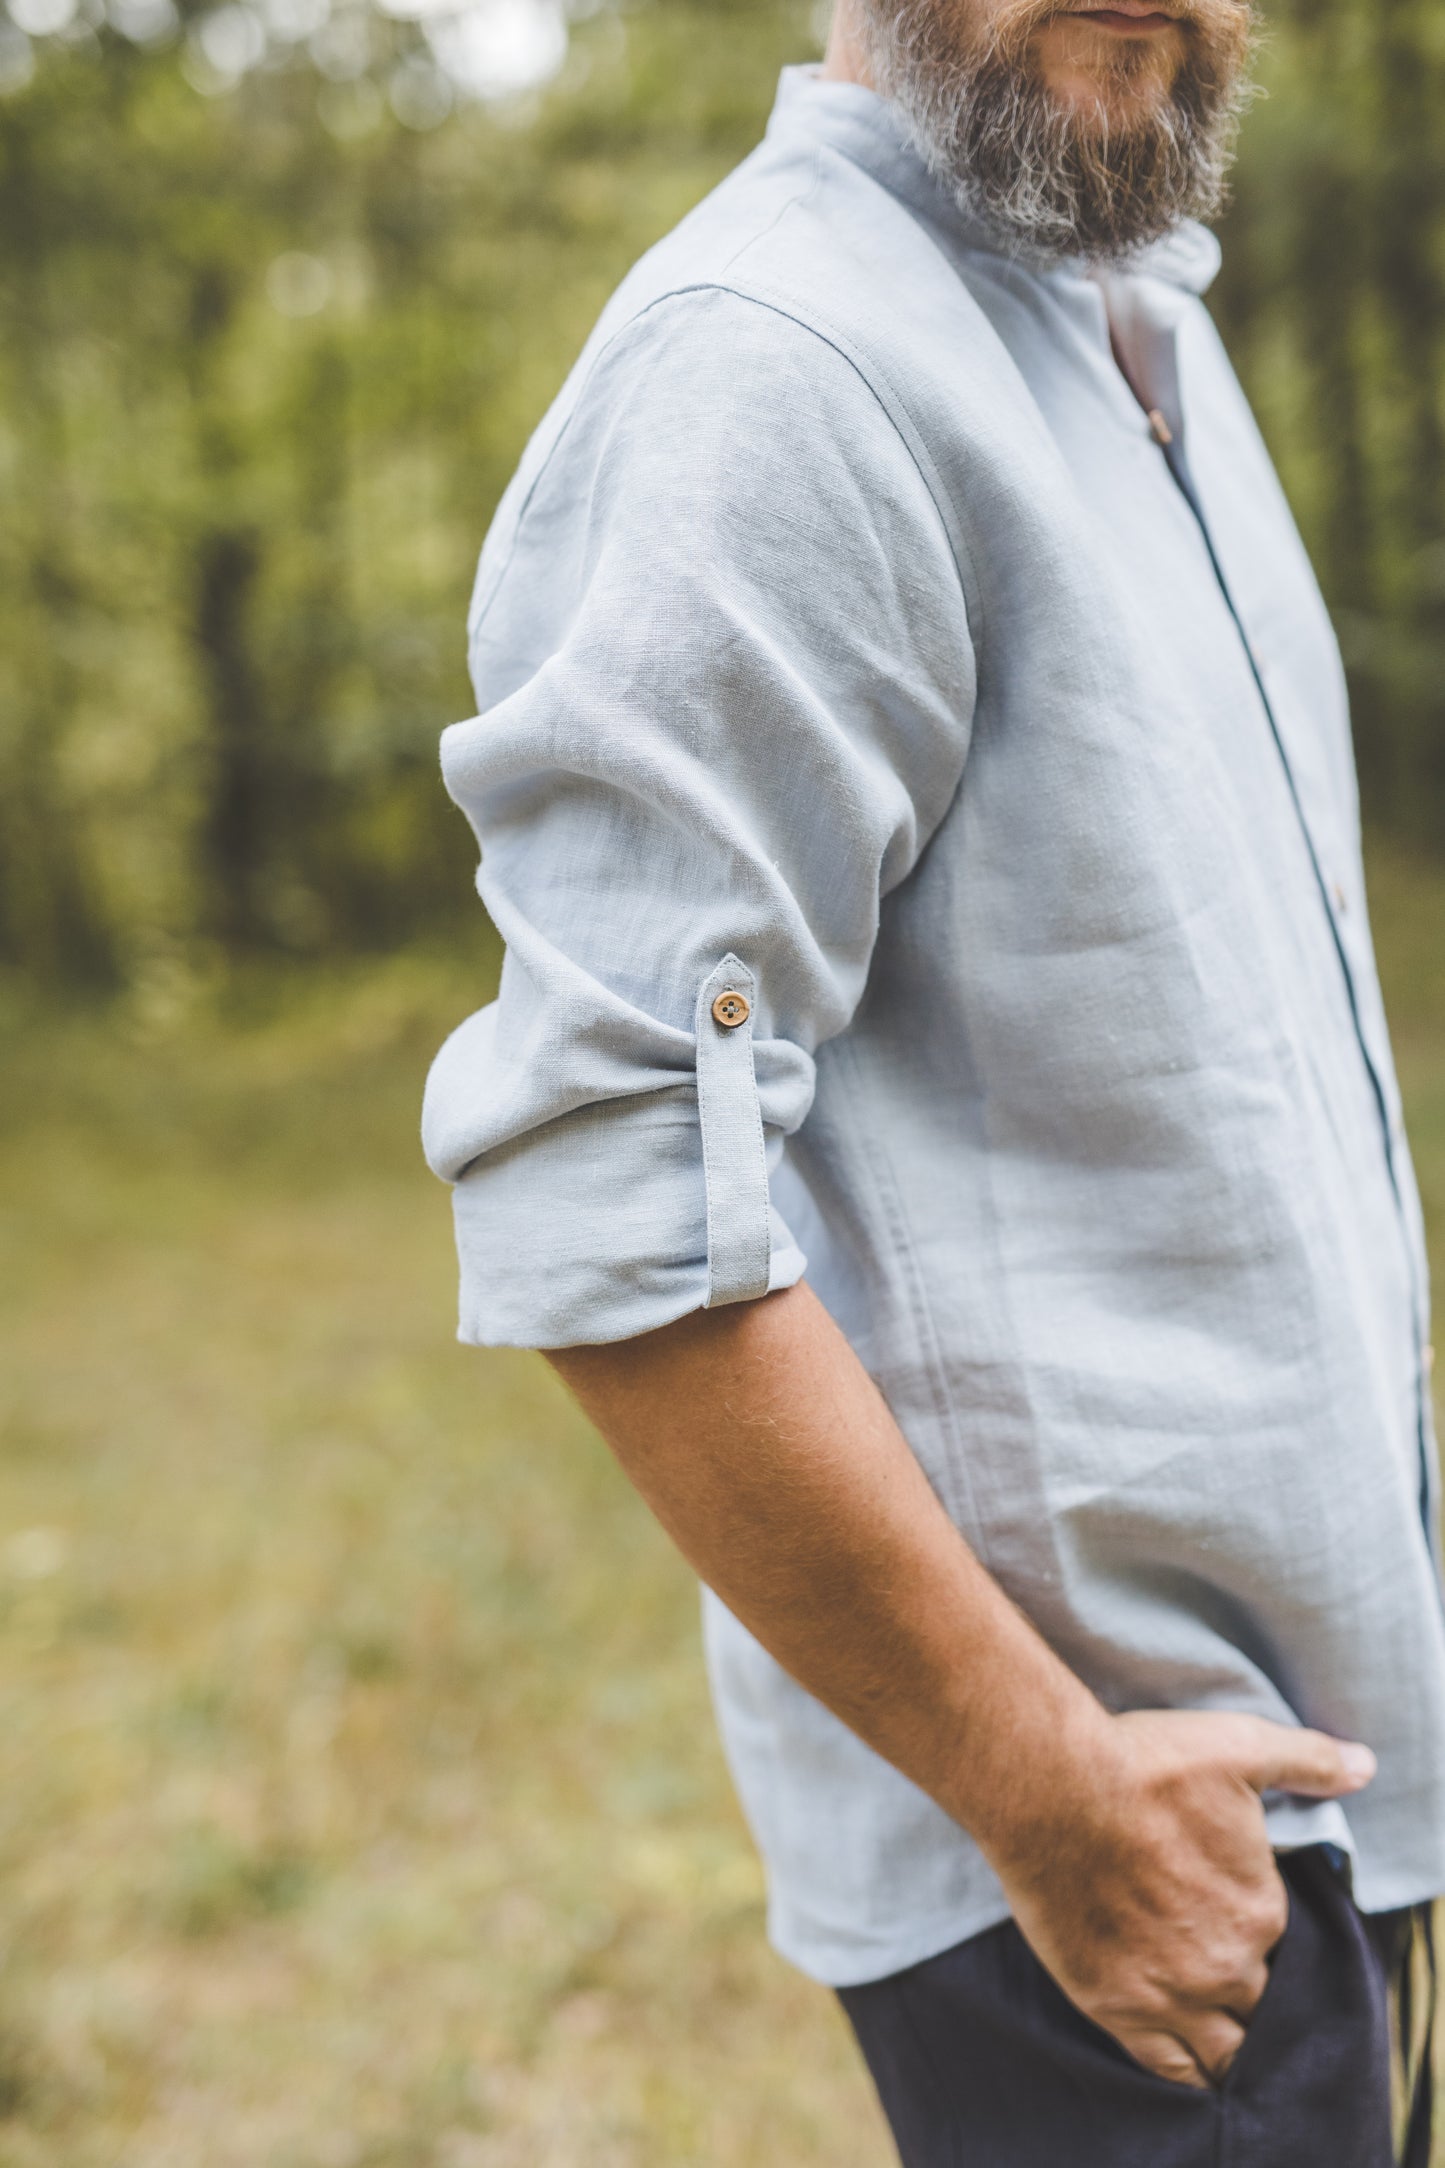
left=856, top=5, right=1257, bottom=266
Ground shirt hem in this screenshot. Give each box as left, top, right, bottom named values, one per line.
left=766, top=1843, right=1445, bottom=1988
left=767, top=1893, right=1015, bottom=1991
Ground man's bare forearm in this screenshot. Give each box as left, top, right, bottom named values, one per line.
left=546, top=1278, right=1373, bottom=2087
left=546, top=1280, right=1108, bottom=1864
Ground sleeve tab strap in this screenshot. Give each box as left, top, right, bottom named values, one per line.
left=695, top=954, right=772, bottom=1308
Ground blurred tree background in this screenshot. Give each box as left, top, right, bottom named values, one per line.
left=0, top=0, right=1442, bottom=1001
left=0, top=0, right=828, bottom=999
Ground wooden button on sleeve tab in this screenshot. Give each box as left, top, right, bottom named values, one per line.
left=712, top=990, right=750, bottom=1029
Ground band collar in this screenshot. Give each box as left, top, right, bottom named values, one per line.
left=766, top=63, right=1222, bottom=297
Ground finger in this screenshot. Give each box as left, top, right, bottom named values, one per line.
left=1122, top=2031, right=1212, bottom=2090
left=1222, top=1960, right=1272, bottom=2026
left=1180, top=2011, right=1247, bottom=2086
left=1222, top=1716, right=1376, bottom=1799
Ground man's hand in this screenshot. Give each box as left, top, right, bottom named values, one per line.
left=991, top=1711, right=1376, bottom=2089
left=546, top=1287, right=1376, bottom=2095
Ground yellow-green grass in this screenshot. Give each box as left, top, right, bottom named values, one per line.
left=0, top=837, right=1441, bottom=2166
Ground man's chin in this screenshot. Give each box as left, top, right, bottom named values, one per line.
left=1045, top=97, right=1186, bottom=160
left=1039, top=56, right=1186, bottom=127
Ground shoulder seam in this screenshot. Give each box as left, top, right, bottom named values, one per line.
left=715, top=276, right=979, bottom=638
left=468, top=275, right=978, bottom=664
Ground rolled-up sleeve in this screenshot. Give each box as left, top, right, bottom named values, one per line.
left=421, top=284, right=974, bottom=1347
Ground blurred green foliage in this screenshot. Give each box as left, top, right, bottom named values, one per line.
left=0, top=0, right=821, bottom=991
left=0, top=0, right=1442, bottom=1000
left=1213, top=0, right=1445, bottom=841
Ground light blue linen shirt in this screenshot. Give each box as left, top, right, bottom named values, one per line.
left=423, top=67, right=1445, bottom=1986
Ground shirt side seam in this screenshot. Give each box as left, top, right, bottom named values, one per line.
left=829, top=1032, right=990, bottom=1557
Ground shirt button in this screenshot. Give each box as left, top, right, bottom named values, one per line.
left=712, top=990, right=750, bottom=1029
left=1331, top=880, right=1348, bottom=915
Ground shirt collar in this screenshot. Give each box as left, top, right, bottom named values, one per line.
left=766, top=64, right=1222, bottom=298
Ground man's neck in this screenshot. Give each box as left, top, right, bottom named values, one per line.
left=821, top=0, right=876, bottom=87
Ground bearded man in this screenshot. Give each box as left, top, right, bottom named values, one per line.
left=423, top=3, right=1445, bottom=2159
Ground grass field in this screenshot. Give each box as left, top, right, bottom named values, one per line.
left=1, top=838, right=1442, bottom=2167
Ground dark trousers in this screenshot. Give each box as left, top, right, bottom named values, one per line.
left=840, top=1848, right=1414, bottom=2168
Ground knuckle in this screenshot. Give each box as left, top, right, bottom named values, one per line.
left=1213, top=1712, right=1269, bottom=1772
left=1257, top=1892, right=1289, bottom=1946
left=1231, top=1965, right=1270, bottom=2020
left=1180, top=1937, right=1260, bottom=2008
left=1167, top=1957, right=1216, bottom=2005
left=1216, top=1712, right=1260, bottom=1757
left=1243, top=1878, right=1289, bottom=1946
